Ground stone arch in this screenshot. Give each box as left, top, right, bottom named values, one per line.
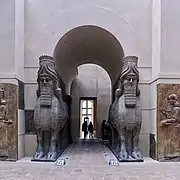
left=26, top=4, right=138, bottom=67
left=53, top=25, right=125, bottom=94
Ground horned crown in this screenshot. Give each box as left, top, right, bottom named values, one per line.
left=37, top=55, right=58, bottom=82
left=39, top=55, right=56, bottom=69
left=122, top=56, right=138, bottom=70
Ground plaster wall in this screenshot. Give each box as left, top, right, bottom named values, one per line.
left=0, top=0, right=15, bottom=76
left=24, top=0, right=152, bottom=67
left=0, top=0, right=24, bottom=81
left=161, top=1, right=180, bottom=75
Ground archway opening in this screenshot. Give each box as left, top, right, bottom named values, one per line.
left=53, top=25, right=124, bottom=141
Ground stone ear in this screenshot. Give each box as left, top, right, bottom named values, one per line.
left=115, top=88, right=122, bottom=98
left=136, top=88, right=140, bottom=96
left=55, top=88, right=62, bottom=98
left=36, top=89, right=40, bottom=97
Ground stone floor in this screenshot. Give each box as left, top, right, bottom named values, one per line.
left=1, top=139, right=180, bottom=179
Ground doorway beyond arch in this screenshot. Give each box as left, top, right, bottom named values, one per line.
left=70, top=64, right=112, bottom=140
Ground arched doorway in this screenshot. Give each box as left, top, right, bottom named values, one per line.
left=53, top=25, right=124, bottom=141
left=70, top=64, right=112, bottom=140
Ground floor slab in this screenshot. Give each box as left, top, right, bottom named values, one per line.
left=1, top=139, right=180, bottom=179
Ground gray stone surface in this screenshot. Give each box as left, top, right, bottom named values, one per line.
left=0, top=139, right=180, bottom=179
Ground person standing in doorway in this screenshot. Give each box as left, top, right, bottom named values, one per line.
left=88, top=122, right=94, bottom=139
left=82, top=119, right=88, bottom=139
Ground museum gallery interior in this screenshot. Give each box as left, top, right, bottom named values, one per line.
left=1, top=0, right=180, bottom=163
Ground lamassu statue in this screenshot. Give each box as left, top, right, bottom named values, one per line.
left=108, top=56, right=143, bottom=162
left=32, top=55, right=68, bottom=161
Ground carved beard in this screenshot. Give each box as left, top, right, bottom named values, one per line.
left=40, top=85, right=53, bottom=106
left=124, top=83, right=137, bottom=108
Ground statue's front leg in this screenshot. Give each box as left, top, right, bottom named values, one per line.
left=115, top=135, right=120, bottom=153
left=110, top=126, right=116, bottom=149
left=47, top=128, right=58, bottom=161
left=62, top=121, right=68, bottom=148
left=118, top=127, right=128, bottom=160
left=34, top=129, right=44, bottom=159
left=127, top=130, right=133, bottom=159
left=132, top=123, right=142, bottom=160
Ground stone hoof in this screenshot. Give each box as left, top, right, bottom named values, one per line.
left=132, top=151, right=142, bottom=160
left=47, top=151, right=57, bottom=160
left=118, top=151, right=128, bottom=160
left=128, top=155, right=135, bottom=160
left=34, top=151, right=44, bottom=159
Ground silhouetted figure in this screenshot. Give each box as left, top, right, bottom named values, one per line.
left=101, top=120, right=107, bottom=140
left=88, top=122, right=94, bottom=139
left=82, top=120, right=88, bottom=139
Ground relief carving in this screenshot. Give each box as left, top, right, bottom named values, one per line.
left=160, top=94, right=180, bottom=127
left=0, top=84, right=17, bottom=160
left=0, top=88, right=12, bottom=125
left=157, top=84, right=180, bottom=161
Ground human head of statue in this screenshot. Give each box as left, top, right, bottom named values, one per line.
left=37, top=55, right=59, bottom=106
left=119, top=56, right=140, bottom=108
left=167, top=93, right=179, bottom=108
left=167, top=94, right=177, bottom=105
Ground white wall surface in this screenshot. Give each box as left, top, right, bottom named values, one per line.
left=24, top=0, right=152, bottom=67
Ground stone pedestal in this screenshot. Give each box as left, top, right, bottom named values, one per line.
left=0, top=84, right=18, bottom=161
left=157, top=84, right=180, bottom=161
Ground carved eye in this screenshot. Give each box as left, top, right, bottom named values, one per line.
left=128, top=77, right=133, bottom=82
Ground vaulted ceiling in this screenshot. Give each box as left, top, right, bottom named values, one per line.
left=53, top=25, right=124, bottom=93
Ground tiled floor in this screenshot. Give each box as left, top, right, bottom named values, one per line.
left=1, top=139, right=180, bottom=179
